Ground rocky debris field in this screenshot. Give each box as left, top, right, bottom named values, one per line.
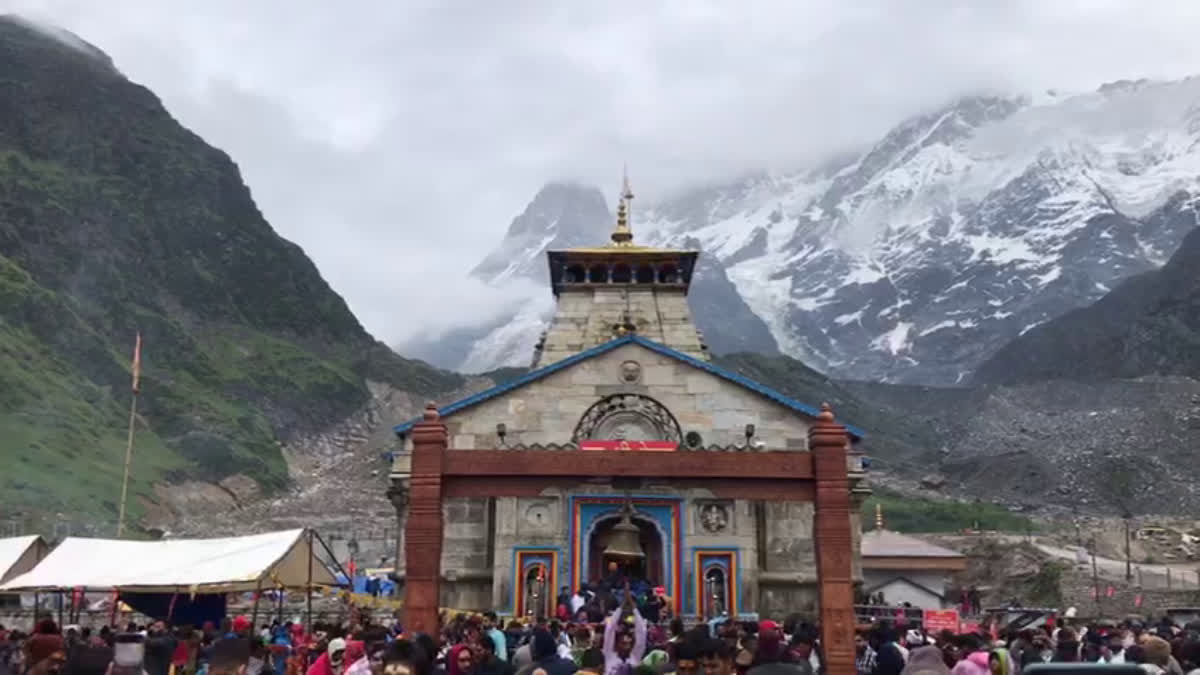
left=842, top=376, right=1200, bottom=517
left=933, top=534, right=1200, bottom=618
left=147, top=376, right=498, bottom=562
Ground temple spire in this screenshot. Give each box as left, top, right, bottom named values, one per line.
left=875, top=502, right=884, bottom=530
left=611, top=166, right=634, bottom=246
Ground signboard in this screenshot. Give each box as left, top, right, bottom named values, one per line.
left=923, top=608, right=961, bottom=633
left=579, top=440, right=678, bottom=452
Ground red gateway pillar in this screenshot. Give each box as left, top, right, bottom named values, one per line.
left=404, top=403, right=446, bottom=634
left=811, top=403, right=856, bottom=675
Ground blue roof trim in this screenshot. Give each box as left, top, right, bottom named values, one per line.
left=393, top=337, right=636, bottom=435
left=393, top=334, right=865, bottom=439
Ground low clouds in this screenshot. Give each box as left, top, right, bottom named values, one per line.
left=6, top=0, right=1200, bottom=346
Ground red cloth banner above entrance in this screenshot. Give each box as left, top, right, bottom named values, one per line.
left=579, top=440, right=678, bottom=452
left=923, top=609, right=960, bottom=633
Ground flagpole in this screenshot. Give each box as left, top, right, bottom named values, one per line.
left=116, top=332, right=142, bottom=538
left=116, top=392, right=138, bottom=537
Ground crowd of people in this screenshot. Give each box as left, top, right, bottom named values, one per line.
left=856, top=617, right=1200, bottom=675
left=4, top=599, right=1200, bottom=675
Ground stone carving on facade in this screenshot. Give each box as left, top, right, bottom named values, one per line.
left=698, top=502, right=730, bottom=533
left=524, top=503, right=552, bottom=529
left=618, top=360, right=642, bottom=384
left=571, top=394, right=683, bottom=445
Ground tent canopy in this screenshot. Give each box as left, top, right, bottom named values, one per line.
left=0, top=535, right=48, bottom=585
left=0, top=529, right=341, bottom=593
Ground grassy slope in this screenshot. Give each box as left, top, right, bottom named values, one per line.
left=862, top=488, right=1034, bottom=533
left=0, top=22, right=463, bottom=531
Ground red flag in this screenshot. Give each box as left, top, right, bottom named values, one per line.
left=131, top=332, right=142, bottom=394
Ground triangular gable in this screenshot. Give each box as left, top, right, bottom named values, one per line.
left=394, top=335, right=865, bottom=439
left=863, top=575, right=946, bottom=600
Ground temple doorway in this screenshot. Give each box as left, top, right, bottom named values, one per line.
left=588, top=515, right=665, bottom=587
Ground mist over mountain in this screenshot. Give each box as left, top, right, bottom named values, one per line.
left=427, top=79, right=1200, bottom=383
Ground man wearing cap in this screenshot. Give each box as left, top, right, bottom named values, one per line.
left=228, top=618, right=253, bottom=640
left=307, top=638, right=348, bottom=675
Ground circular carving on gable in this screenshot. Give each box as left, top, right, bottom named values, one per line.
left=571, top=394, right=683, bottom=445
left=524, top=503, right=552, bottom=528
left=618, top=360, right=642, bottom=384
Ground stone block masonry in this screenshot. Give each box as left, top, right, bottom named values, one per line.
left=539, top=287, right=707, bottom=366
left=406, top=342, right=814, bottom=451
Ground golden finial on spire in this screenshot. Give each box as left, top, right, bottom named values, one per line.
left=611, top=166, right=634, bottom=246
left=875, top=503, right=884, bottom=530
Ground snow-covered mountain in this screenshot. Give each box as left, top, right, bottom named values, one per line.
left=404, top=77, right=1200, bottom=383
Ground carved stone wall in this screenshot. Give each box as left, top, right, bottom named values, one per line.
left=491, top=493, right=568, bottom=611
left=392, top=342, right=864, bottom=617
left=540, top=288, right=705, bottom=366
left=400, top=342, right=814, bottom=453
left=440, top=497, right=492, bottom=609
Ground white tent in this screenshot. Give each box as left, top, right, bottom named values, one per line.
left=0, top=535, right=49, bottom=585
left=0, top=528, right=342, bottom=593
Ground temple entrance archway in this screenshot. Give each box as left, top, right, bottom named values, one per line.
left=398, top=402, right=858, bottom=675
left=587, top=515, right=665, bottom=587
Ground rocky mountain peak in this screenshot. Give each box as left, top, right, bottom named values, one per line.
left=470, top=181, right=611, bottom=285
left=450, top=76, right=1200, bottom=384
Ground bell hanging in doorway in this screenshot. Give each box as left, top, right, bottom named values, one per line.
left=603, top=499, right=645, bottom=561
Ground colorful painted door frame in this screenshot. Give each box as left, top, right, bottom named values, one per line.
left=399, top=402, right=856, bottom=675
left=570, top=495, right=683, bottom=614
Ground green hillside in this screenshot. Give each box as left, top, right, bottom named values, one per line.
left=0, top=17, right=463, bottom=531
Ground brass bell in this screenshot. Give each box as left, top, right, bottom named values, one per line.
left=603, top=502, right=645, bottom=561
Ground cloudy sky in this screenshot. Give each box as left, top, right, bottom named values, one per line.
left=8, top=0, right=1200, bottom=348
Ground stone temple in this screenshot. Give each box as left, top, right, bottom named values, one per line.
left=388, top=175, right=869, bottom=619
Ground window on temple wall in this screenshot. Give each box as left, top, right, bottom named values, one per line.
left=565, top=265, right=586, bottom=283
left=524, top=565, right=549, bottom=618
left=588, top=265, right=609, bottom=283
left=611, top=264, right=632, bottom=283
left=658, top=265, right=679, bottom=283
left=703, top=567, right=728, bottom=619
left=635, top=265, right=655, bottom=284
